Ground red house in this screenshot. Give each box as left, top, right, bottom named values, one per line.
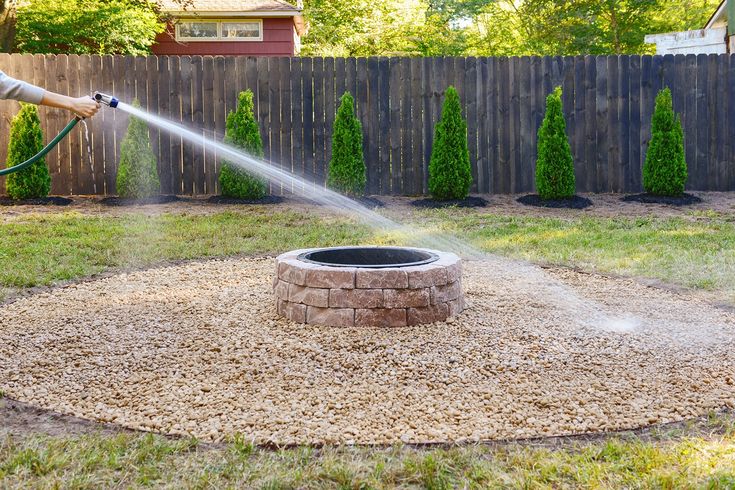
left=152, top=0, right=305, bottom=56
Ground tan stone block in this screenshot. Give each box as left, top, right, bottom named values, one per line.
left=278, top=300, right=307, bottom=323
left=304, top=267, right=356, bottom=289
left=355, top=268, right=408, bottom=289
left=445, top=262, right=462, bottom=282
left=273, top=280, right=290, bottom=299
left=330, top=288, right=384, bottom=308
left=431, top=280, right=462, bottom=305
left=447, top=298, right=464, bottom=317
left=406, top=265, right=449, bottom=288
left=306, top=306, right=355, bottom=327
left=277, top=259, right=309, bottom=286
left=288, top=284, right=329, bottom=307
left=384, top=288, right=430, bottom=308
left=407, top=303, right=450, bottom=325
left=355, top=308, right=407, bottom=327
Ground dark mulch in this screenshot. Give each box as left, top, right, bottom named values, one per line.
left=0, top=196, right=73, bottom=206
left=353, top=196, right=384, bottom=208
left=207, top=195, right=285, bottom=205
left=410, top=196, right=488, bottom=209
left=99, top=195, right=181, bottom=206
left=517, top=194, right=593, bottom=209
left=621, top=193, right=702, bottom=206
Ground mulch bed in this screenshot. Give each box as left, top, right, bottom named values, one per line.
left=353, top=196, right=384, bottom=208
left=0, top=196, right=73, bottom=206
left=517, top=194, right=593, bottom=209
left=621, top=193, right=702, bottom=206
left=410, top=196, right=488, bottom=209
left=99, top=195, right=181, bottom=206
left=207, top=195, right=285, bottom=205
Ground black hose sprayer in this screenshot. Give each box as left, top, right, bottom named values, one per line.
left=0, top=92, right=118, bottom=177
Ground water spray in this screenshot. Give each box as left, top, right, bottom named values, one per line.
left=0, top=91, right=118, bottom=177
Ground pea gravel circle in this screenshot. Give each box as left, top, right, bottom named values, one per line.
left=1, top=257, right=733, bottom=445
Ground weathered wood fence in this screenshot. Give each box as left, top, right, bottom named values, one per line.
left=0, top=53, right=733, bottom=196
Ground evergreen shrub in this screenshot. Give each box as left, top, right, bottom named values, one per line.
left=6, top=103, right=50, bottom=200
left=219, top=90, right=267, bottom=199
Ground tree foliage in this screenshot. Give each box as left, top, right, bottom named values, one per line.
left=302, top=0, right=721, bottom=57
left=643, top=88, right=687, bottom=196
left=428, top=86, right=472, bottom=201
left=535, top=87, right=576, bottom=200
left=14, top=0, right=163, bottom=54
left=5, top=103, right=49, bottom=200
left=116, top=99, right=160, bottom=199
left=327, top=92, right=366, bottom=196
left=219, top=90, right=268, bottom=200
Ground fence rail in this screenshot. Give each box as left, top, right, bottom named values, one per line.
left=0, top=53, right=733, bottom=196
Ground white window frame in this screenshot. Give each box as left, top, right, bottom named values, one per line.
left=175, top=19, right=263, bottom=42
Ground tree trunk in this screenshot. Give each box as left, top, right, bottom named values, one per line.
left=0, top=0, right=17, bottom=53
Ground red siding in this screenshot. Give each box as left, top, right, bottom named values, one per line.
left=151, top=17, right=296, bottom=56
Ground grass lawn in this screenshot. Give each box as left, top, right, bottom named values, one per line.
left=2, top=204, right=735, bottom=488
left=1, top=413, right=735, bottom=489
left=2, top=207, right=734, bottom=301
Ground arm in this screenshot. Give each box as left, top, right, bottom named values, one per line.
left=0, top=70, right=100, bottom=118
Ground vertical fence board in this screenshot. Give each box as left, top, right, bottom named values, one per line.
left=707, top=55, right=719, bottom=191
left=157, top=56, right=172, bottom=194
left=323, top=57, right=335, bottom=186
left=695, top=54, right=708, bottom=190
left=409, top=57, right=423, bottom=195
left=167, top=56, right=182, bottom=195
left=189, top=55, right=204, bottom=194
left=179, top=56, right=193, bottom=195
left=400, top=57, right=414, bottom=195
left=301, top=58, right=315, bottom=186
left=389, top=57, right=402, bottom=195
left=289, top=57, right=303, bottom=193
left=378, top=57, right=391, bottom=194
left=312, top=57, right=325, bottom=187
left=277, top=57, right=292, bottom=195
left=356, top=58, right=370, bottom=193
left=607, top=56, right=619, bottom=193
left=421, top=57, right=433, bottom=194
left=201, top=56, right=215, bottom=194
left=269, top=56, right=283, bottom=194
left=366, top=57, right=380, bottom=194
left=617, top=55, right=630, bottom=194
left=497, top=57, right=510, bottom=193
left=518, top=57, right=532, bottom=194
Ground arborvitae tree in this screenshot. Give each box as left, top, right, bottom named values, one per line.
left=428, top=86, right=472, bottom=200
left=327, top=92, right=366, bottom=196
left=5, top=103, right=50, bottom=200
left=116, top=99, right=160, bottom=199
left=643, top=87, right=687, bottom=196
left=535, top=86, right=575, bottom=200
left=219, top=90, right=267, bottom=199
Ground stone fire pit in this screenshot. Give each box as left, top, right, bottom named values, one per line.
left=273, top=247, right=463, bottom=327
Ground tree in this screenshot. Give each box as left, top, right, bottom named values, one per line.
left=0, top=0, right=18, bottom=53
left=535, top=87, right=576, bottom=200
left=327, top=92, right=366, bottom=196
left=219, top=90, right=268, bottom=199
left=14, top=0, right=163, bottom=54
left=116, top=99, right=160, bottom=198
left=5, top=103, right=49, bottom=200
left=428, top=86, right=472, bottom=201
left=643, top=88, right=687, bottom=196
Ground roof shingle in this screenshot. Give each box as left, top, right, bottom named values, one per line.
left=158, top=0, right=300, bottom=13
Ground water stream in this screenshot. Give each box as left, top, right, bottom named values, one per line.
left=116, top=102, right=638, bottom=332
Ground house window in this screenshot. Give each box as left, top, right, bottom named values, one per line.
left=175, top=20, right=263, bottom=42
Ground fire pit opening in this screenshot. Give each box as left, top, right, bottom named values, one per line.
left=299, top=247, right=439, bottom=269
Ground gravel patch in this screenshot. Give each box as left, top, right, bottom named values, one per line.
left=1, top=257, right=733, bottom=445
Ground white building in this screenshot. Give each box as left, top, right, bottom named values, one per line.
left=645, top=0, right=734, bottom=54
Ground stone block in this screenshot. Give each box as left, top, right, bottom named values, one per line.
left=384, top=288, right=430, bottom=308
left=330, top=288, right=384, bottom=308
left=431, top=280, right=462, bottom=305
left=288, top=284, right=329, bottom=307
left=407, top=265, right=449, bottom=288
left=355, top=268, right=408, bottom=289
left=306, top=306, right=355, bottom=327
left=304, top=267, right=356, bottom=289
left=273, top=280, right=290, bottom=300
left=407, top=303, right=450, bottom=325
left=355, top=308, right=407, bottom=327
left=278, top=300, right=307, bottom=323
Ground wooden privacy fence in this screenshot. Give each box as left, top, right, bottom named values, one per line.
left=0, top=53, right=733, bottom=196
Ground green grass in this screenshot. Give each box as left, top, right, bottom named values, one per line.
left=2, top=208, right=734, bottom=303
left=1, top=414, right=735, bottom=489
left=422, top=210, right=735, bottom=301
left=0, top=210, right=369, bottom=294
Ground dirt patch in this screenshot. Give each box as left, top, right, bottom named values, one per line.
left=516, top=194, right=593, bottom=209
left=1, top=256, right=733, bottom=445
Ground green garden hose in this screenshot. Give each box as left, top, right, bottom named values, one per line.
left=0, top=117, right=81, bottom=177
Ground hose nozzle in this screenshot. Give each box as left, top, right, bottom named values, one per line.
left=94, top=91, right=118, bottom=108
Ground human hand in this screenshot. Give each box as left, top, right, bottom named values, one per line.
left=70, top=96, right=101, bottom=118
